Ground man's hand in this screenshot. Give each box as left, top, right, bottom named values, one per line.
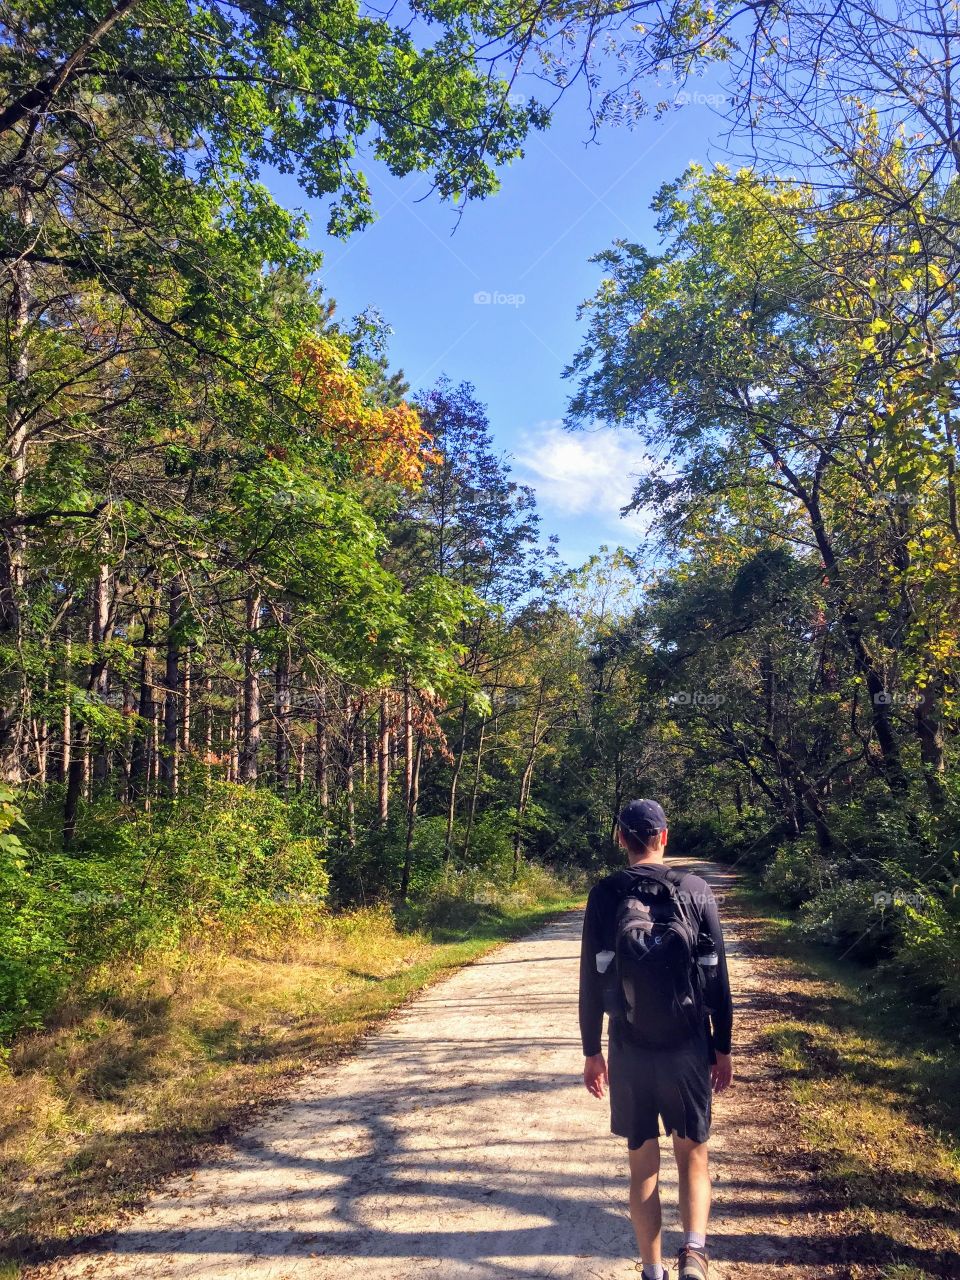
left=583, top=1052, right=608, bottom=1099
left=711, top=1051, right=733, bottom=1094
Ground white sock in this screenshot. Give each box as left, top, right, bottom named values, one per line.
left=683, top=1231, right=707, bottom=1252
left=641, top=1266, right=665, bottom=1280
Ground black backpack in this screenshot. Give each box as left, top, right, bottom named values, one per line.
left=612, top=868, right=703, bottom=1049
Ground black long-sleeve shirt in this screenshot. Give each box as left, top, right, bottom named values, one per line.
left=578, top=862, right=733, bottom=1058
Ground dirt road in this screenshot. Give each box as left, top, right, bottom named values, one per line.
left=44, top=860, right=835, bottom=1280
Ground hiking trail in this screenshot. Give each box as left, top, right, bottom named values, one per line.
left=40, top=860, right=837, bottom=1280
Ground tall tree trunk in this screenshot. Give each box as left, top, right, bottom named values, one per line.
left=314, top=679, right=329, bottom=807
left=344, top=694, right=356, bottom=848
left=239, top=590, right=261, bottom=784
left=442, top=699, right=469, bottom=868
left=400, top=731, right=424, bottom=901
left=91, top=564, right=111, bottom=785
left=610, top=747, right=625, bottom=849
left=403, top=677, right=413, bottom=805
left=377, top=691, right=390, bottom=825
left=944, top=410, right=960, bottom=544
left=59, top=632, right=72, bottom=784
left=462, top=714, right=487, bottom=862
left=916, top=679, right=947, bottom=808
left=202, top=672, right=213, bottom=788
left=799, top=776, right=832, bottom=851
left=0, top=189, right=31, bottom=782
left=63, top=719, right=90, bottom=846
left=81, top=723, right=91, bottom=799
left=275, top=646, right=291, bottom=796
left=121, top=680, right=135, bottom=796
left=512, top=698, right=544, bottom=882
left=389, top=706, right=398, bottom=775
left=228, top=695, right=240, bottom=783
left=182, top=646, right=192, bottom=755
left=159, top=575, right=183, bottom=796
left=150, top=699, right=160, bottom=794
left=63, top=582, right=114, bottom=845
left=32, top=675, right=48, bottom=780
left=129, top=596, right=157, bottom=800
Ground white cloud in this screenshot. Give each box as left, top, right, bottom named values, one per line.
left=513, top=420, right=653, bottom=539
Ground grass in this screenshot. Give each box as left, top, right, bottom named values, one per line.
left=0, top=871, right=583, bottom=1274
left=731, top=879, right=960, bottom=1279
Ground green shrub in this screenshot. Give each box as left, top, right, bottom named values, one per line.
left=142, top=784, right=330, bottom=930
left=0, top=784, right=330, bottom=1042
left=0, top=787, right=74, bottom=1040
left=458, top=810, right=517, bottom=881
left=762, top=841, right=834, bottom=908
left=798, top=877, right=896, bottom=962
left=894, top=894, right=960, bottom=1022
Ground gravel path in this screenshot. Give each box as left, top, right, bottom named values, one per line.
left=45, top=860, right=836, bottom=1280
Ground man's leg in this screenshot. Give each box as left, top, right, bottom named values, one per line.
left=672, top=1135, right=710, bottom=1236
left=672, top=1134, right=711, bottom=1275
left=628, top=1138, right=662, bottom=1269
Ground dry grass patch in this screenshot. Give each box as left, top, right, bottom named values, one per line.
left=0, top=892, right=579, bottom=1273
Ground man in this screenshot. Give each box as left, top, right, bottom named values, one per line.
left=578, top=798, right=733, bottom=1280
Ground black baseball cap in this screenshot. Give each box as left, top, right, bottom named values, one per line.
left=617, top=798, right=668, bottom=843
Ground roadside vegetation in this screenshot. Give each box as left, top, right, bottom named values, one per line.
left=0, top=805, right=580, bottom=1268
left=727, top=878, right=960, bottom=1280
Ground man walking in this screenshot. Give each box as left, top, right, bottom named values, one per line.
left=578, top=799, right=733, bottom=1280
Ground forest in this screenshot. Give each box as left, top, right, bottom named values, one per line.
left=2, top=0, right=960, bottom=1262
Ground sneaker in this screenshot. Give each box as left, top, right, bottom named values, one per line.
left=677, top=1246, right=708, bottom=1280
left=633, top=1269, right=669, bottom=1279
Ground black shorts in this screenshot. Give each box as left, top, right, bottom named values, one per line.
left=608, top=1020, right=712, bottom=1148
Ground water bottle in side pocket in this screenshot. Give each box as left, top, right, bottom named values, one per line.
left=697, top=935, right=720, bottom=1014
left=596, top=949, right=622, bottom=1014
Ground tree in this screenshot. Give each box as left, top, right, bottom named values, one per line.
left=397, top=379, right=545, bottom=865
left=567, top=159, right=960, bottom=803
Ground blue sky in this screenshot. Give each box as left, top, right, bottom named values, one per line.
left=270, top=78, right=730, bottom=567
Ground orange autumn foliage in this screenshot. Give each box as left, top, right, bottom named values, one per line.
left=293, top=335, right=438, bottom=488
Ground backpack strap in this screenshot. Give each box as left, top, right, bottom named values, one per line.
left=661, top=867, right=698, bottom=921
left=661, top=867, right=688, bottom=893
left=623, top=865, right=674, bottom=889
left=625, top=866, right=690, bottom=909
